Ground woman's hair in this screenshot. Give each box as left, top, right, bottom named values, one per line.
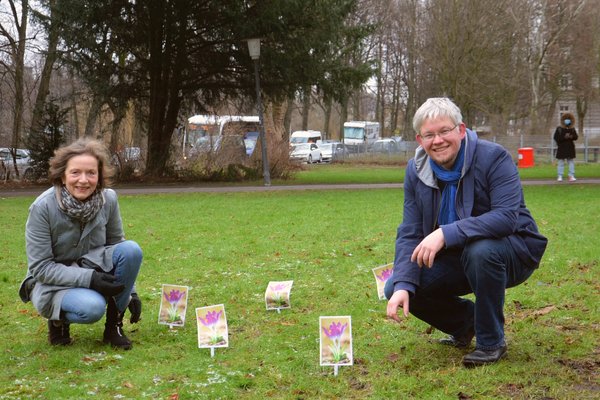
left=49, top=138, right=115, bottom=189
left=413, top=97, right=463, bottom=134
left=560, top=112, right=575, bottom=125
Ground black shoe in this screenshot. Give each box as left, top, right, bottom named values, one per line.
left=103, top=322, right=132, bottom=350
left=439, top=326, right=475, bottom=348
left=462, top=345, right=507, bottom=367
left=48, top=320, right=72, bottom=346
left=103, top=297, right=132, bottom=350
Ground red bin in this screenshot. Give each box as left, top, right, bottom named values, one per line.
left=518, top=147, right=534, bottom=168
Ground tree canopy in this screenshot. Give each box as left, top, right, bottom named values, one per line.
left=55, top=0, right=373, bottom=175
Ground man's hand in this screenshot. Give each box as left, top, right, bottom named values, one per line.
left=89, top=271, right=125, bottom=297
left=386, top=290, right=410, bottom=322
left=411, top=228, right=445, bottom=268
left=128, top=292, right=142, bottom=323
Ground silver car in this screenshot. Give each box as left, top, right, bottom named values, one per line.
left=319, top=142, right=348, bottom=162
left=0, top=148, right=34, bottom=180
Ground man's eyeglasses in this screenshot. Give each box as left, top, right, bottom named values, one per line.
left=419, top=124, right=458, bottom=142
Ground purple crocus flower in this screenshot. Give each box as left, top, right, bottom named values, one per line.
left=164, top=289, right=184, bottom=306
left=269, top=283, right=287, bottom=292
left=376, top=268, right=392, bottom=282
left=199, top=310, right=223, bottom=327
left=322, top=322, right=348, bottom=340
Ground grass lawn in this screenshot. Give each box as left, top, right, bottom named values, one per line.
left=1, top=185, right=598, bottom=399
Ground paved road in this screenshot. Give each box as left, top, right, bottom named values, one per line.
left=1, top=179, right=599, bottom=198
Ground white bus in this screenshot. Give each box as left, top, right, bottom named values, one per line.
left=184, top=115, right=260, bottom=158
left=343, top=121, right=380, bottom=152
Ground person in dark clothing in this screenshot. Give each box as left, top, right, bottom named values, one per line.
left=553, top=112, right=578, bottom=182
left=385, top=97, right=547, bottom=367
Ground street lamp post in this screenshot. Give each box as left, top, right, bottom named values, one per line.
left=247, top=38, right=271, bottom=186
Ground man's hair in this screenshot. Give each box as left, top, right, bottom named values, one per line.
left=49, top=138, right=115, bottom=189
left=413, top=97, right=463, bottom=134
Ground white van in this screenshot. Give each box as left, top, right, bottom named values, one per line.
left=343, top=121, right=380, bottom=152
left=290, top=130, right=322, bottom=145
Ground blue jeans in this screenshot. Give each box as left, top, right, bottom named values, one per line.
left=557, top=158, right=575, bottom=178
left=61, top=240, right=142, bottom=324
left=385, top=238, right=534, bottom=350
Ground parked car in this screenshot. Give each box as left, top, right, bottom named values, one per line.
left=319, top=141, right=348, bottom=162
left=290, top=143, right=322, bottom=163
left=372, top=138, right=399, bottom=154
left=112, top=146, right=143, bottom=173
left=0, top=148, right=34, bottom=180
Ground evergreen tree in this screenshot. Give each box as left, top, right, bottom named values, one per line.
left=55, top=0, right=373, bottom=176
left=25, top=101, right=68, bottom=180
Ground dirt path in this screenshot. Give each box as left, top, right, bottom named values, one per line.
left=1, top=179, right=600, bottom=198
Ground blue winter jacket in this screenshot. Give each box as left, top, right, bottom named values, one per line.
left=389, top=129, right=547, bottom=293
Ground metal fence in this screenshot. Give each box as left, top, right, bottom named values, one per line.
left=489, top=133, right=600, bottom=163
left=353, top=133, right=600, bottom=164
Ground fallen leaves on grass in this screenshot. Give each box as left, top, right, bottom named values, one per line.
left=499, top=382, right=526, bottom=398
left=558, top=358, right=600, bottom=376
left=511, top=302, right=557, bottom=319
left=532, top=305, right=556, bottom=316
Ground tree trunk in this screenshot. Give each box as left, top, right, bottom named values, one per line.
left=576, top=97, right=587, bottom=137
left=339, top=95, right=348, bottom=142
left=9, top=0, right=28, bottom=178
left=31, top=0, right=60, bottom=134
left=145, top=2, right=185, bottom=176
left=108, top=101, right=127, bottom=153
left=69, top=70, right=80, bottom=138
left=84, top=95, right=104, bottom=138
left=301, top=85, right=310, bottom=130
left=352, top=90, right=361, bottom=120
left=323, top=95, right=333, bottom=140
left=283, top=96, right=294, bottom=142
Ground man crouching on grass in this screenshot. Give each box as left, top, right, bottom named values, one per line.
left=384, top=97, right=547, bottom=367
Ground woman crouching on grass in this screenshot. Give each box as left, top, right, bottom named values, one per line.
left=19, top=138, right=142, bottom=349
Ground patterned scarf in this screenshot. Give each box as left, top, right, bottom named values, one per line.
left=429, top=141, right=465, bottom=226
left=59, top=185, right=105, bottom=224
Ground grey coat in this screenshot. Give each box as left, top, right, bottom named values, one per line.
left=19, top=187, right=125, bottom=320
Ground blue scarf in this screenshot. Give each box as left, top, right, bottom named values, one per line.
left=429, top=141, right=465, bottom=226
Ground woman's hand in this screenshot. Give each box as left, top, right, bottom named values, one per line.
left=128, top=292, right=142, bottom=323
left=90, top=271, right=125, bottom=297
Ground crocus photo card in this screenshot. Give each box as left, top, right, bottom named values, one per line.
left=158, top=284, right=189, bottom=328
left=372, top=263, right=393, bottom=300
left=319, top=316, right=353, bottom=368
left=196, top=304, right=229, bottom=351
left=265, top=280, right=294, bottom=311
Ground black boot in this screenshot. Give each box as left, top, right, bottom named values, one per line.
left=48, top=320, right=72, bottom=345
left=103, top=297, right=132, bottom=350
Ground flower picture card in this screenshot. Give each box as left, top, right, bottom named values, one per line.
left=265, top=280, right=294, bottom=311
left=158, top=284, right=189, bottom=327
left=372, top=263, right=393, bottom=300
left=319, top=316, right=353, bottom=372
left=196, top=304, right=229, bottom=355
